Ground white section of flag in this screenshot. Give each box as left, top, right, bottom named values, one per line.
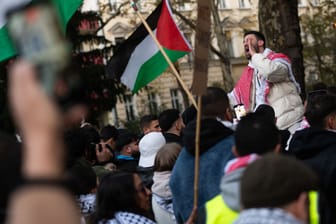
left=0, top=0, right=31, bottom=27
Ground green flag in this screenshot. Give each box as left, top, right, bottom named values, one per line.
left=0, top=0, right=82, bottom=61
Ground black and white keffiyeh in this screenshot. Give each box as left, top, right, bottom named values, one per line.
left=99, top=211, right=156, bottom=224
left=234, top=208, right=304, bottom=224
left=77, top=193, right=96, bottom=215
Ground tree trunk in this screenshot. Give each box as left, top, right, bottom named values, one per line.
left=258, top=0, right=306, bottom=98
left=211, top=0, right=234, bottom=92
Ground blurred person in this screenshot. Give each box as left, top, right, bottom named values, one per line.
left=6, top=60, right=81, bottom=224
left=99, top=124, right=119, bottom=152
left=159, top=109, right=185, bottom=145
left=200, top=112, right=281, bottom=224
left=169, top=87, right=235, bottom=223
left=114, top=131, right=140, bottom=172
left=228, top=30, right=304, bottom=133
left=288, top=93, right=336, bottom=223
left=90, top=171, right=154, bottom=224
left=137, top=132, right=166, bottom=188
left=234, top=154, right=318, bottom=224
left=140, top=114, right=161, bottom=135
left=152, top=143, right=182, bottom=224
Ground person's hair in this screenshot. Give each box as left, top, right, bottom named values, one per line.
left=254, top=104, right=275, bottom=124
left=181, top=105, right=197, bottom=125
left=140, top=115, right=158, bottom=131
left=241, top=154, right=318, bottom=209
left=159, top=109, right=180, bottom=132
left=115, top=131, right=138, bottom=152
left=100, top=125, right=119, bottom=142
left=81, top=125, right=100, bottom=163
left=93, top=171, right=146, bottom=222
left=0, top=132, right=22, bottom=223
left=235, top=113, right=280, bottom=156
left=201, top=87, right=230, bottom=118
left=244, top=30, right=266, bottom=48
left=66, top=164, right=97, bottom=196
left=305, top=94, right=336, bottom=128
left=312, top=82, right=327, bottom=91
left=154, top=143, right=182, bottom=172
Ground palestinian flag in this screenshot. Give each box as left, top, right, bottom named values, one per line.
left=106, top=0, right=192, bottom=93
left=0, top=0, right=83, bottom=61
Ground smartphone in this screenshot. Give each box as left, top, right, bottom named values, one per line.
left=233, top=104, right=247, bottom=120
left=6, top=0, right=70, bottom=96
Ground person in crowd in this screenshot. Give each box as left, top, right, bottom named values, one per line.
left=159, top=109, right=185, bottom=145
left=170, top=87, right=235, bottom=223
left=137, top=132, right=166, bottom=188
left=181, top=105, right=197, bottom=126
left=228, top=30, right=304, bottom=133
left=140, top=114, right=161, bottom=135
left=152, top=143, right=182, bottom=224
left=254, top=104, right=290, bottom=152
left=99, top=124, right=119, bottom=153
left=0, top=132, right=22, bottom=223
left=288, top=93, right=336, bottom=223
left=6, top=60, right=81, bottom=224
left=200, top=112, right=281, bottom=223
left=114, top=131, right=140, bottom=172
left=66, top=164, right=97, bottom=221
left=90, top=171, right=155, bottom=224
left=234, top=154, right=319, bottom=224
left=203, top=87, right=236, bottom=130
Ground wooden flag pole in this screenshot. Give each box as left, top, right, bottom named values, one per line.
left=131, top=2, right=198, bottom=110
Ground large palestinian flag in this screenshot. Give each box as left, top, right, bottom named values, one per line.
left=106, top=0, right=192, bottom=93
left=0, top=0, right=83, bottom=62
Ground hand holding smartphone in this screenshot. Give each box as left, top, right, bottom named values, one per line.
left=6, top=0, right=70, bottom=96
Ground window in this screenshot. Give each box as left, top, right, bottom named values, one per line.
left=226, top=31, right=234, bottom=57
left=147, top=92, right=158, bottom=115
left=238, top=0, right=246, bottom=8
left=170, top=89, right=182, bottom=111
left=298, top=0, right=304, bottom=6
left=311, top=0, right=320, bottom=6
left=124, top=94, right=135, bottom=121
left=218, top=0, right=227, bottom=9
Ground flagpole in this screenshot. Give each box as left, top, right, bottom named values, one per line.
left=131, top=3, right=198, bottom=110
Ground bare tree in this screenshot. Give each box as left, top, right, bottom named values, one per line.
left=258, top=0, right=306, bottom=97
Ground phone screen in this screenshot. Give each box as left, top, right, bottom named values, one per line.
left=6, top=1, right=70, bottom=95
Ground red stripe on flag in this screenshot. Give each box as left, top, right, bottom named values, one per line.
left=156, top=0, right=191, bottom=52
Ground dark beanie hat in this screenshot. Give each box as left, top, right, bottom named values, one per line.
left=241, top=154, right=318, bottom=209
left=159, top=109, right=180, bottom=132
left=100, top=125, right=119, bottom=141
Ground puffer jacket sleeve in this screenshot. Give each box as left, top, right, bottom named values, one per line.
left=251, top=53, right=289, bottom=83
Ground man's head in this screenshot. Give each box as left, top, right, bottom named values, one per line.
left=234, top=112, right=280, bottom=156
left=100, top=125, right=119, bottom=149
left=159, top=109, right=185, bottom=135
left=201, top=87, right=232, bottom=121
left=243, top=30, right=266, bottom=60
left=305, top=93, right=336, bottom=130
left=140, top=114, right=161, bottom=134
left=115, top=132, right=139, bottom=157
left=240, top=154, right=318, bottom=222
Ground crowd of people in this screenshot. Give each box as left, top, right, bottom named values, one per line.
left=1, top=30, right=336, bottom=224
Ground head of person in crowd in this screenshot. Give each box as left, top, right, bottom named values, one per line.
left=305, top=94, right=336, bottom=130
left=0, top=132, right=22, bottom=223
left=92, top=171, right=152, bottom=223
left=254, top=104, right=276, bottom=124
left=234, top=112, right=280, bottom=157
left=238, top=154, right=318, bottom=223
left=159, top=109, right=185, bottom=136
left=154, top=143, right=182, bottom=172
left=100, top=124, right=119, bottom=151
left=116, top=131, right=140, bottom=158
left=202, top=87, right=233, bottom=122
left=181, top=105, right=197, bottom=126
left=140, top=114, right=161, bottom=135
left=138, top=132, right=166, bottom=168
left=243, top=30, right=266, bottom=60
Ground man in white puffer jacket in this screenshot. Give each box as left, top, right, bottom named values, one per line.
left=229, top=30, right=304, bottom=133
